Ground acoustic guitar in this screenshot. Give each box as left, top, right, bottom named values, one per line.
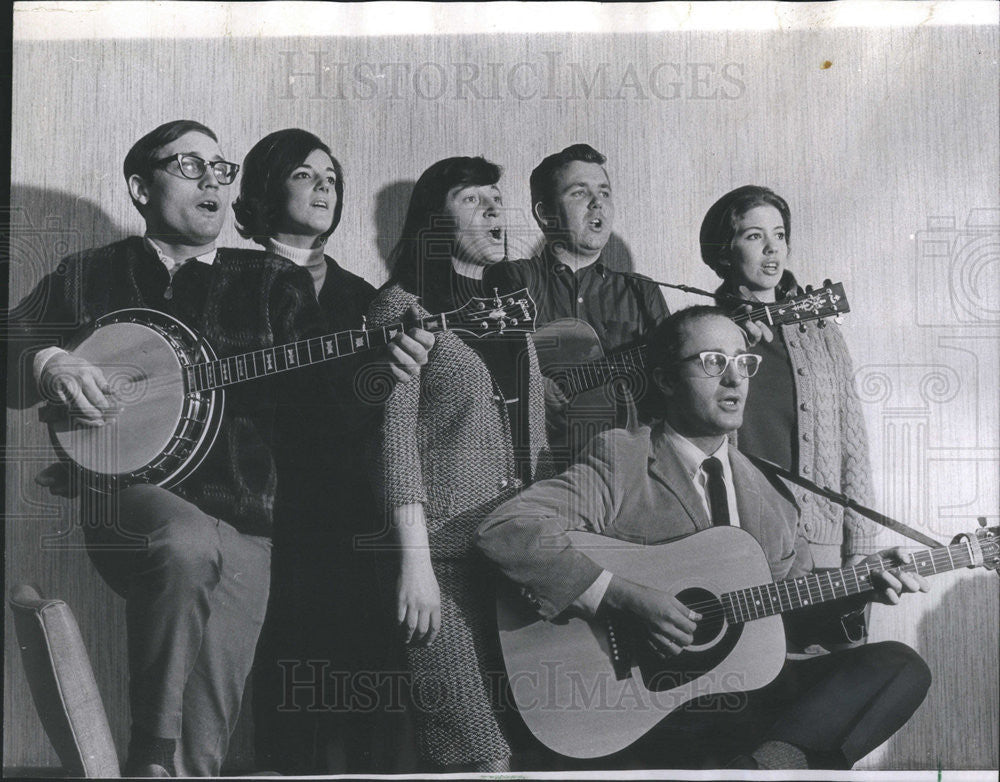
left=497, top=522, right=999, bottom=759
left=43, top=290, right=536, bottom=490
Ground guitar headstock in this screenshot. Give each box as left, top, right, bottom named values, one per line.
left=770, top=281, right=850, bottom=327
left=436, top=288, right=537, bottom=338
left=952, top=517, right=1000, bottom=576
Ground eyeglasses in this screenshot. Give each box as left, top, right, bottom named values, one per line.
left=152, top=153, right=240, bottom=184
left=677, top=351, right=762, bottom=378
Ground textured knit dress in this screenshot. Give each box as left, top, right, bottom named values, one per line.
left=367, top=280, right=551, bottom=766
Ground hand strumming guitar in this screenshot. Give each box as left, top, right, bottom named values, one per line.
left=38, top=351, right=113, bottom=427
left=602, top=575, right=702, bottom=658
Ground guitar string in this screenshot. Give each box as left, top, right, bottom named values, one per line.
left=658, top=544, right=979, bottom=624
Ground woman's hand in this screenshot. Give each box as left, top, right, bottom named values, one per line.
left=398, top=548, right=441, bottom=646
left=392, top=503, right=441, bottom=645
left=735, top=285, right=774, bottom=346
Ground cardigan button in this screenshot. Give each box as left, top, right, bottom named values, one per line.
left=797, top=368, right=808, bottom=376
left=802, top=433, right=811, bottom=442
left=500, top=479, right=509, bottom=488
left=800, top=403, right=810, bottom=412
left=801, top=494, right=810, bottom=503
left=801, top=465, right=810, bottom=475
left=788, top=339, right=798, bottom=348
left=804, top=523, right=813, bottom=533
left=492, top=394, right=502, bottom=402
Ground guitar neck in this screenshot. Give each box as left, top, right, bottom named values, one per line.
left=723, top=536, right=989, bottom=626
left=185, top=313, right=449, bottom=392
left=548, top=283, right=850, bottom=399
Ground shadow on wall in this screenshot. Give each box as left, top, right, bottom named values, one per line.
left=7, top=186, right=124, bottom=305
left=895, top=572, right=999, bottom=769
left=373, top=179, right=416, bottom=278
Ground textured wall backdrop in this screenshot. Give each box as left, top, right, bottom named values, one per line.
left=5, top=3, right=998, bottom=773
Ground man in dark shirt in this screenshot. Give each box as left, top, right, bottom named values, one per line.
left=510, top=144, right=669, bottom=459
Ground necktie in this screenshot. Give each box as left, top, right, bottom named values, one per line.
left=702, top=456, right=730, bottom=526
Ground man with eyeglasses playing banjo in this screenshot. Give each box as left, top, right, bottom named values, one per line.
left=9, top=120, right=432, bottom=776
left=476, top=305, right=932, bottom=771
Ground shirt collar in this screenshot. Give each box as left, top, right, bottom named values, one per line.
left=543, top=244, right=603, bottom=276
left=266, top=237, right=326, bottom=269
left=659, top=419, right=729, bottom=480
left=451, top=257, right=486, bottom=280
left=144, top=236, right=216, bottom=275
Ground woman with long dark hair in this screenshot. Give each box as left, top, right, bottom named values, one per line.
left=367, top=156, right=551, bottom=772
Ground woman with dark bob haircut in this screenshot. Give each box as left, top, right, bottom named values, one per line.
left=366, top=157, right=551, bottom=772
left=701, top=185, right=879, bottom=572
left=234, top=128, right=430, bottom=774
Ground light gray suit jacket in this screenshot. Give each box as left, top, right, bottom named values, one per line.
left=476, top=422, right=814, bottom=620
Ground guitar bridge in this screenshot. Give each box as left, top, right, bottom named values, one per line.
left=605, top=618, right=632, bottom=680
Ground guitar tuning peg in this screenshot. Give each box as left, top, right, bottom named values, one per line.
left=979, top=516, right=988, bottom=528
left=805, top=284, right=813, bottom=293
left=799, top=323, right=807, bottom=333
left=817, top=319, right=828, bottom=328
left=823, top=278, right=832, bottom=288
left=834, top=315, right=844, bottom=325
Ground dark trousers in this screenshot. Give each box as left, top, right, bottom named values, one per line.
left=83, top=485, right=271, bottom=776
left=631, top=640, right=931, bottom=769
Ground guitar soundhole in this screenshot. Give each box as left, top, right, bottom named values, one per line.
left=637, top=587, right=742, bottom=692
left=677, top=587, right=725, bottom=647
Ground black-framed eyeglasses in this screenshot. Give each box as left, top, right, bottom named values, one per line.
left=678, top=351, right=762, bottom=378
left=152, top=153, right=240, bottom=184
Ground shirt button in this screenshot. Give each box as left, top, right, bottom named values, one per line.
left=797, top=368, right=808, bottom=376
left=577, top=297, right=584, bottom=304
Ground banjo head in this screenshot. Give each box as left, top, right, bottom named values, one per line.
left=50, top=320, right=189, bottom=476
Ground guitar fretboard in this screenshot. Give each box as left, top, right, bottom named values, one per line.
left=184, top=320, right=413, bottom=392
left=722, top=536, right=992, bottom=625
left=182, top=290, right=534, bottom=392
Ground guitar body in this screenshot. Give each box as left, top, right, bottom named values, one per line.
left=531, top=319, right=639, bottom=453
left=497, top=527, right=786, bottom=758
left=48, top=309, right=223, bottom=490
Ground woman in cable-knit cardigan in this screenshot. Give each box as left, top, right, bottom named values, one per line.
left=366, top=156, right=550, bottom=773
left=700, top=185, right=880, bottom=570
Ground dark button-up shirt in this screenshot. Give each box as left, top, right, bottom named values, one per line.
left=510, top=248, right=669, bottom=352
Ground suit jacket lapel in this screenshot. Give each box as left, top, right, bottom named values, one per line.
left=647, top=428, right=712, bottom=531
left=731, top=449, right=766, bottom=539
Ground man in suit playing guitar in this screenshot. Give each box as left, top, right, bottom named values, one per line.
left=477, top=305, right=931, bottom=770
left=9, top=120, right=431, bottom=776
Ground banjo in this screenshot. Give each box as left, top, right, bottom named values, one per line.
left=43, top=289, right=536, bottom=490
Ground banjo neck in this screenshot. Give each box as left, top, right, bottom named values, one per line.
left=184, top=288, right=536, bottom=392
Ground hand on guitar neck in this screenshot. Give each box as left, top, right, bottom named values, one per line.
left=734, top=285, right=775, bottom=346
